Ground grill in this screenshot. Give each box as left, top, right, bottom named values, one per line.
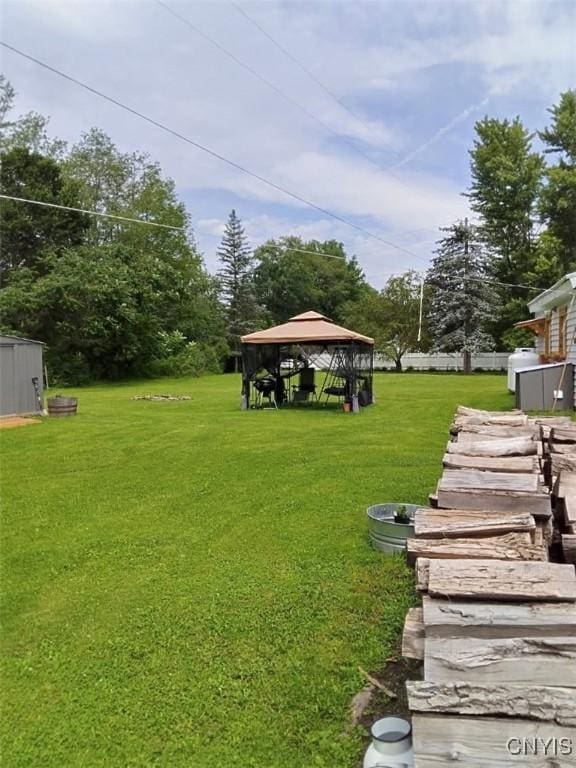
left=253, top=377, right=276, bottom=396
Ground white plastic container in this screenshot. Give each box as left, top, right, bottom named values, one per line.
left=507, top=348, right=539, bottom=392
left=363, top=716, right=413, bottom=768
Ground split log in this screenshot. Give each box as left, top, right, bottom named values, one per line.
left=414, top=508, right=535, bottom=539
left=407, top=681, right=576, bottom=727
left=439, top=469, right=539, bottom=493
left=442, top=453, right=540, bottom=473
left=563, top=535, right=576, bottom=565
left=424, top=633, right=576, bottom=686
left=407, top=532, right=546, bottom=564
left=445, top=436, right=537, bottom=457
left=422, top=596, right=576, bottom=638
left=401, top=606, right=424, bottom=660
left=412, top=714, right=576, bottom=767
left=436, top=487, right=552, bottom=519
left=425, top=559, right=576, bottom=602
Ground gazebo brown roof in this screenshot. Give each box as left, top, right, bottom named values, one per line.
left=241, top=311, right=374, bottom=345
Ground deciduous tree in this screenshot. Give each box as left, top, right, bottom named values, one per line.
left=254, top=236, right=369, bottom=324
left=343, top=271, right=425, bottom=371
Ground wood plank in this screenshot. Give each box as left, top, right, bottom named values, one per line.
left=458, top=424, right=539, bottom=439
left=414, top=508, right=536, bottom=539
left=551, top=454, right=576, bottom=475
left=550, top=443, right=576, bottom=454
left=551, top=425, right=576, bottom=444
left=563, top=535, right=576, bottom=565
left=442, top=453, right=540, bottom=473
left=407, top=681, right=576, bottom=727
left=422, top=596, right=576, bottom=638
left=558, top=473, right=576, bottom=498
left=426, top=559, right=576, bottom=602
left=457, top=406, right=523, bottom=418
left=401, top=606, right=424, bottom=660
left=424, top=634, right=576, bottom=685
left=407, top=533, right=546, bottom=564
left=412, top=714, right=576, bottom=767
left=453, top=414, right=529, bottom=428
left=436, top=488, right=552, bottom=518
left=446, top=436, right=537, bottom=457
left=536, top=518, right=554, bottom=546
left=532, top=416, right=573, bottom=427
left=565, top=497, right=576, bottom=528
left=416, top=558, right=431, bottom=592
left=439, top=469, right=539, bottom=493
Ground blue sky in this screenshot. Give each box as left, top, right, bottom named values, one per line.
left=1, top=0, right=575, bottom=286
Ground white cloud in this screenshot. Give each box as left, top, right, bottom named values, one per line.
left=1, top=0, right=572, bottom=283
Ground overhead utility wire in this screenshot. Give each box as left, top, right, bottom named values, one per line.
left=154, top=1, right=404, bottom=175
left=0, top=194, right=184, bottom=230
left=229, top=0, right=402, bottom=162
left=0, top=41, right=421, bottom=262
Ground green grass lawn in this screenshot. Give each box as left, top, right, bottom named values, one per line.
left=1, top=373, right=512, bottom=768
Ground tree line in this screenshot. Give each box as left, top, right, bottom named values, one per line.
left=1, top=74, right=574, bottom=381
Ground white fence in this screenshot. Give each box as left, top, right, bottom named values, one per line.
left=376, top=352, right=510, bottom=371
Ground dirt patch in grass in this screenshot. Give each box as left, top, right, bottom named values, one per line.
left=0, top=416, right=40, bottom=429
left=355, top=657, right=422, bottom=764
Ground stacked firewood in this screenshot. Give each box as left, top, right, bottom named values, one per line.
left=401, top=405, right=576, bottom=767
left=548, top=423, right=576, bottom=565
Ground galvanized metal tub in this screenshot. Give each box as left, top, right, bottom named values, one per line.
left=367, top=503, right=418, bottom=552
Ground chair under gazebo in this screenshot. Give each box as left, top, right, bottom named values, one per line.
left=240, top=311, right=374, bottom=411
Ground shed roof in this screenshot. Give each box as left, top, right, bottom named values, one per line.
left=528, top=272, right=576, bottom=315
left=0, top=334, right=45, bottom=346
left=241, top=310, right=374, bottom=345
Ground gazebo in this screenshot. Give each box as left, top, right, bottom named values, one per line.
left=240, top=311, right=374, bottom=410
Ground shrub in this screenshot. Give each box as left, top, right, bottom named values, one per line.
left=150, top=341, right=223, bottom=378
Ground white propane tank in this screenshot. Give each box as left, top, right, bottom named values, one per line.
left=508, top=347, right=539, bottom=393
left=363, top=716, right=414, bottom=768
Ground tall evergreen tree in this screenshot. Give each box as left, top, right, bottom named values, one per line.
left=426, top=220, right=495, bottom=374
left=217, top=210, right=260, bottom=369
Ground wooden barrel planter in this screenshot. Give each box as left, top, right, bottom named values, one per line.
left=47, top=396, right=78, bottom=417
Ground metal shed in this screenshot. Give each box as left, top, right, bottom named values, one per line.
left=0, top=335, right=44, bottom=417
left=515, top=362, right=574, bottom=411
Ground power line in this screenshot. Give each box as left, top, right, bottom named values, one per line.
left=0, top=41, right=423, bottom=263
left=229, top=1, right=402, bottom=162
left=0, top=194, right=185, bottom=230
left=154, top=0, right=395, bottom=172
left=153, top=1, right=411, bottom=177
